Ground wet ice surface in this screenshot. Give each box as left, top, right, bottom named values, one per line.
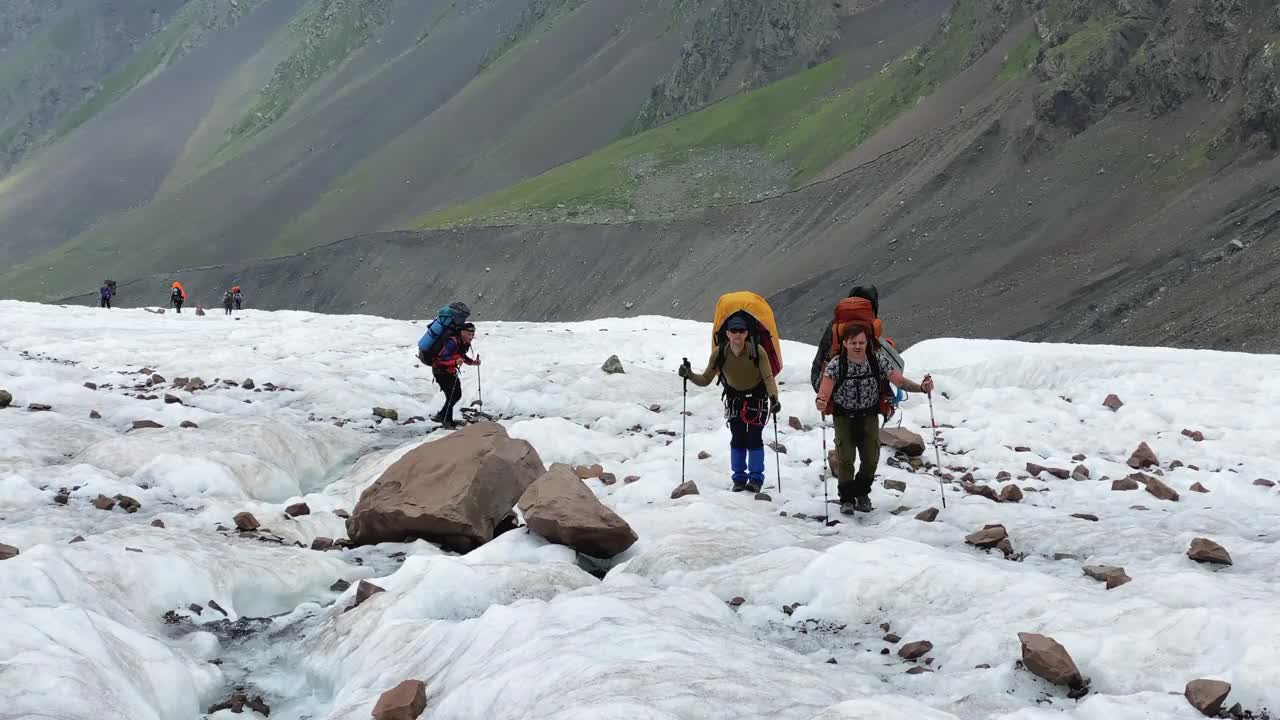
left=1, top=301, right=1277, bottom=719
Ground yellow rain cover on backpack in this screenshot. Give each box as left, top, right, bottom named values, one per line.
left=712, top=291, right=783, bottom=375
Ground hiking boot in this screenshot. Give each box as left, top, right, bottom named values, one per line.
left=853, top=496, right=874, bottom=513
left=745, top=481, right=763, bottom=494
left=732, top=482, right=748, bottom=492
left=839, top=502, right=857, bottom=516
left=429, top=412, right=444, bottom=424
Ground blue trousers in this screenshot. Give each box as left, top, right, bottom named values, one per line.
left=729, top=417, right=765, bottom=485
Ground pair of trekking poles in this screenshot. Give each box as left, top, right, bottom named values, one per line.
left=678, top=359, right=946, bottom=524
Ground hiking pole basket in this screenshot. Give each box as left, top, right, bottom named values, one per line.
left=927, top=390, right=946, bottom=509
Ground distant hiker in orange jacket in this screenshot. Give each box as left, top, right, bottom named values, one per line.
left=170, top=282, right=187, bottom=313
left=431, top=322, right=479, bottom=429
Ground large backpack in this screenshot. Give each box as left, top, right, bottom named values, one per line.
left=710, top=291, right=783, bottom=386
left=812, top=285, right=904, bottom=418
left=417, top=302, right=471, bottom=365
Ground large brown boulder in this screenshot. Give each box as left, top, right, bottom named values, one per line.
left=1018, top=632, right=1085, bottom=689
left=1188, top=538, right=1232, bottom=566
left=880, top=427, right=926, bottom=457
left=518, top=464, right=638, bottom=558
left=347, top=422, right=544, bottom=553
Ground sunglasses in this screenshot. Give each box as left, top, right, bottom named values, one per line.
left=727, top=328, right=748, bottom=334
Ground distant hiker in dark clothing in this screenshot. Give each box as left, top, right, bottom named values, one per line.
left=431, top=322, right=479, bottom=429
left=232, top=286, right=243, bottom=311
left=815, top=324, right=933, bottom=514
left=680, top=314, right=781, bottom=493
left=99, top=284, right=112, bottom=309
left=170, top=282, right=187, bottom=313
left=222, top=291, right=234, bottom=315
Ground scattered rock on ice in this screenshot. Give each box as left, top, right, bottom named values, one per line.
left=1190, top=482, right=1209, bottom=493
left=311, top=537, right=334, bottom=551
left=0, top=543, right=18, bottom=560
left=1111, top=478, right=1140, bottom=491
left=1083, top=565, right=1131, bottom=589
left=623, top=475, right=640, bottom=484
left=670, top=481, right=699, bottom=499
left=767, top=441, right=787, bottom=454
left=90, top=410, right=102, bottom=419
left=242, top=378, right=255, bottom=390
left=347, top=422, right=544, bottom=553
left=1181, top=428, right=1205, bottom=442
left=352, top=580, right=385, bottom=610
left=754, top=492, right=772, bottom=502
left=1126, top=442, right=1159, bottom=469
left=697, top=451, right=711, bottom=460
left=28, top=403, right=52, bottom=411
left=372, top=679, right=428, bottom=720
left=1071, top=465, right=1090, bottom=480
left=151, top=519, right=165, bottom=528
left=1254, top=478, right=1275, bottom=487
left=0, top=389, right=11, bottom=408
left=130, top=420, right=163, bottom=430
left=574, top=464, right=605, bottom=479
left=965, top=524, right=1008, bottom=549
left=962, top=480, right=999, bottom=502
left=194, top=307, right=206, bottom=317
left=234, top=512, right=261, bottom=532
left=372, top=407, right=399, bottom=421
left=880, top=427, right=925, bottom=457
left=883, top=478, right=908, bottom=493
left=285, top=503, right=310, bottom=517
left=999, top=484, right=1024, bottom=503
left=180, top=420, right=198, bottom=428
left=1132, top=473, right=1179, bottom=501
left=1071, top=513, right=1099, bottom=522
left=93, top=495, right=116, bottom=511
left=788, top=416, right=803, bottom=431
left=517, top=464, right=638, bottom=559
left=114, top=495, right=141, bottom=513
left=330, top=579, right=350, bottom=592
left=1187, top=538, right=1232, bottom=566
left=163, top=394, right=182, bottom=405
left=898, top=640, right=932, bottom=660
left=1184, top=678, right=1232, bottom=716
left=601, top=355, right=625, bottom=374
left=207, top=691, right=269, bottom=716
left=1018, top=632, right=1085, bottom=689
left=1103, top=394, right=1124, bottom=411
left=915, top=507, right=939, bottom=522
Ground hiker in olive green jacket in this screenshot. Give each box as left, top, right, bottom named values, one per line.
left=679, top=315, right=781, bottom=493
left=815, top=323, right=934, bottom=514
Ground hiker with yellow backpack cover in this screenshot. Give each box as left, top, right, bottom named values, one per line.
left=679, top=292, right=784, bottom=494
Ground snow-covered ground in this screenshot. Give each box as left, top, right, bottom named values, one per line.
left=1, top=300, right=1277, bottom=720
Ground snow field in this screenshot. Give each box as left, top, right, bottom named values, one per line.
left=1, top=300, right=1278, bottom=719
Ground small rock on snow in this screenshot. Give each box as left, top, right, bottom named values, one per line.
left=1126, top=442, right=1159, bottom=469
left=372, top=407, right=399, bottom=421
left=0, top=390, right=11, bottom=408
left=1103, top=394, right=1124, bottom=411
left=372, top=679, right=428, bottom=720
left=353, top=580, right=386, bottom=609
left=90, top=410, right=102, bottom=419
left=28, top=403, right=52, bottom=411
left=1184, top=678, right=1232, bottom=716
left=1187, top=538, right=1232, bottom=565
left=670, top=481, right=699, bottom=499
left=285, top=503, right=310, bottom=517
left=234, top=512, right=260, bottom=532
left=697, top=451, right=711, bottom=460
left=1181, top=428, right=1205, bottom=442
left=601, top=355, right=625, bottom=374
left=965, top=525, right=1008, bottom=549
left=0, top=543, right=18, bottom=560
left=1253, top=478, right=1275, bottom=487
left=883, top=478, right=908, bottom=493
left=330, top=579, right=351, bottom=592
left=915, top=507, right=939, bottom=522
left=1018, top=632, right=1085, bottom=689
left=767, top=441, right=787, bottom=454
left=151, top=519, right=165, bottom=528
left=788, top=416, right=803, bottom=431
left=311, top=537, right=334, bottom=551
left=999, top=485, right=1024, bottom=503
left=1071, top=465, right=1090, bottom=480
left=180, top=420, right=198, bottom=428
left=898, top=640, right=932, bottom=660
left=754, top=492, right=772, bottom=502
left=131, top=420, right=163, bottom=430
left=114, top=495, right=141, bottom=513
left=93, top=495, right=116, bottom=511
left=1189, top=482, right=1209, bottom=493
left=1083, top=565, right=1131, bottom=589
left=1111, top=478, right=1140, bottom=491
left=1071, top=513, right=1099, bottom=522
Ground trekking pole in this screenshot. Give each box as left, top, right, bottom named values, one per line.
left=821, top=420, right=830, bottom=526
left=680, top=358, right=690, bottom=484
left=476, top=354, right=483, bottom=408
left=927, top=387, right=946, bottom=509
left=772, top=412, right=783, bottom=493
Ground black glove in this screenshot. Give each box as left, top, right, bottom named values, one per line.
left=770, top=397, right=782, bottom=415
left=678, top=359, right=691, bottom=379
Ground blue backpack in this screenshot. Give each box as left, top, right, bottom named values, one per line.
left=417, top=302, right=471, bottom=365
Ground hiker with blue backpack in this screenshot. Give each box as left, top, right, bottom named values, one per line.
left=418, top=302, right=478, bottom=429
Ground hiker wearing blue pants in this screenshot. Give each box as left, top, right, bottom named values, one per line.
left=679, top=315, right=781, bottom=493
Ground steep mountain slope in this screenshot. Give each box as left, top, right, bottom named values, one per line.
left=0, top=0, right=901, bottom=301
left=56, top=0, right=1280, bottom=353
